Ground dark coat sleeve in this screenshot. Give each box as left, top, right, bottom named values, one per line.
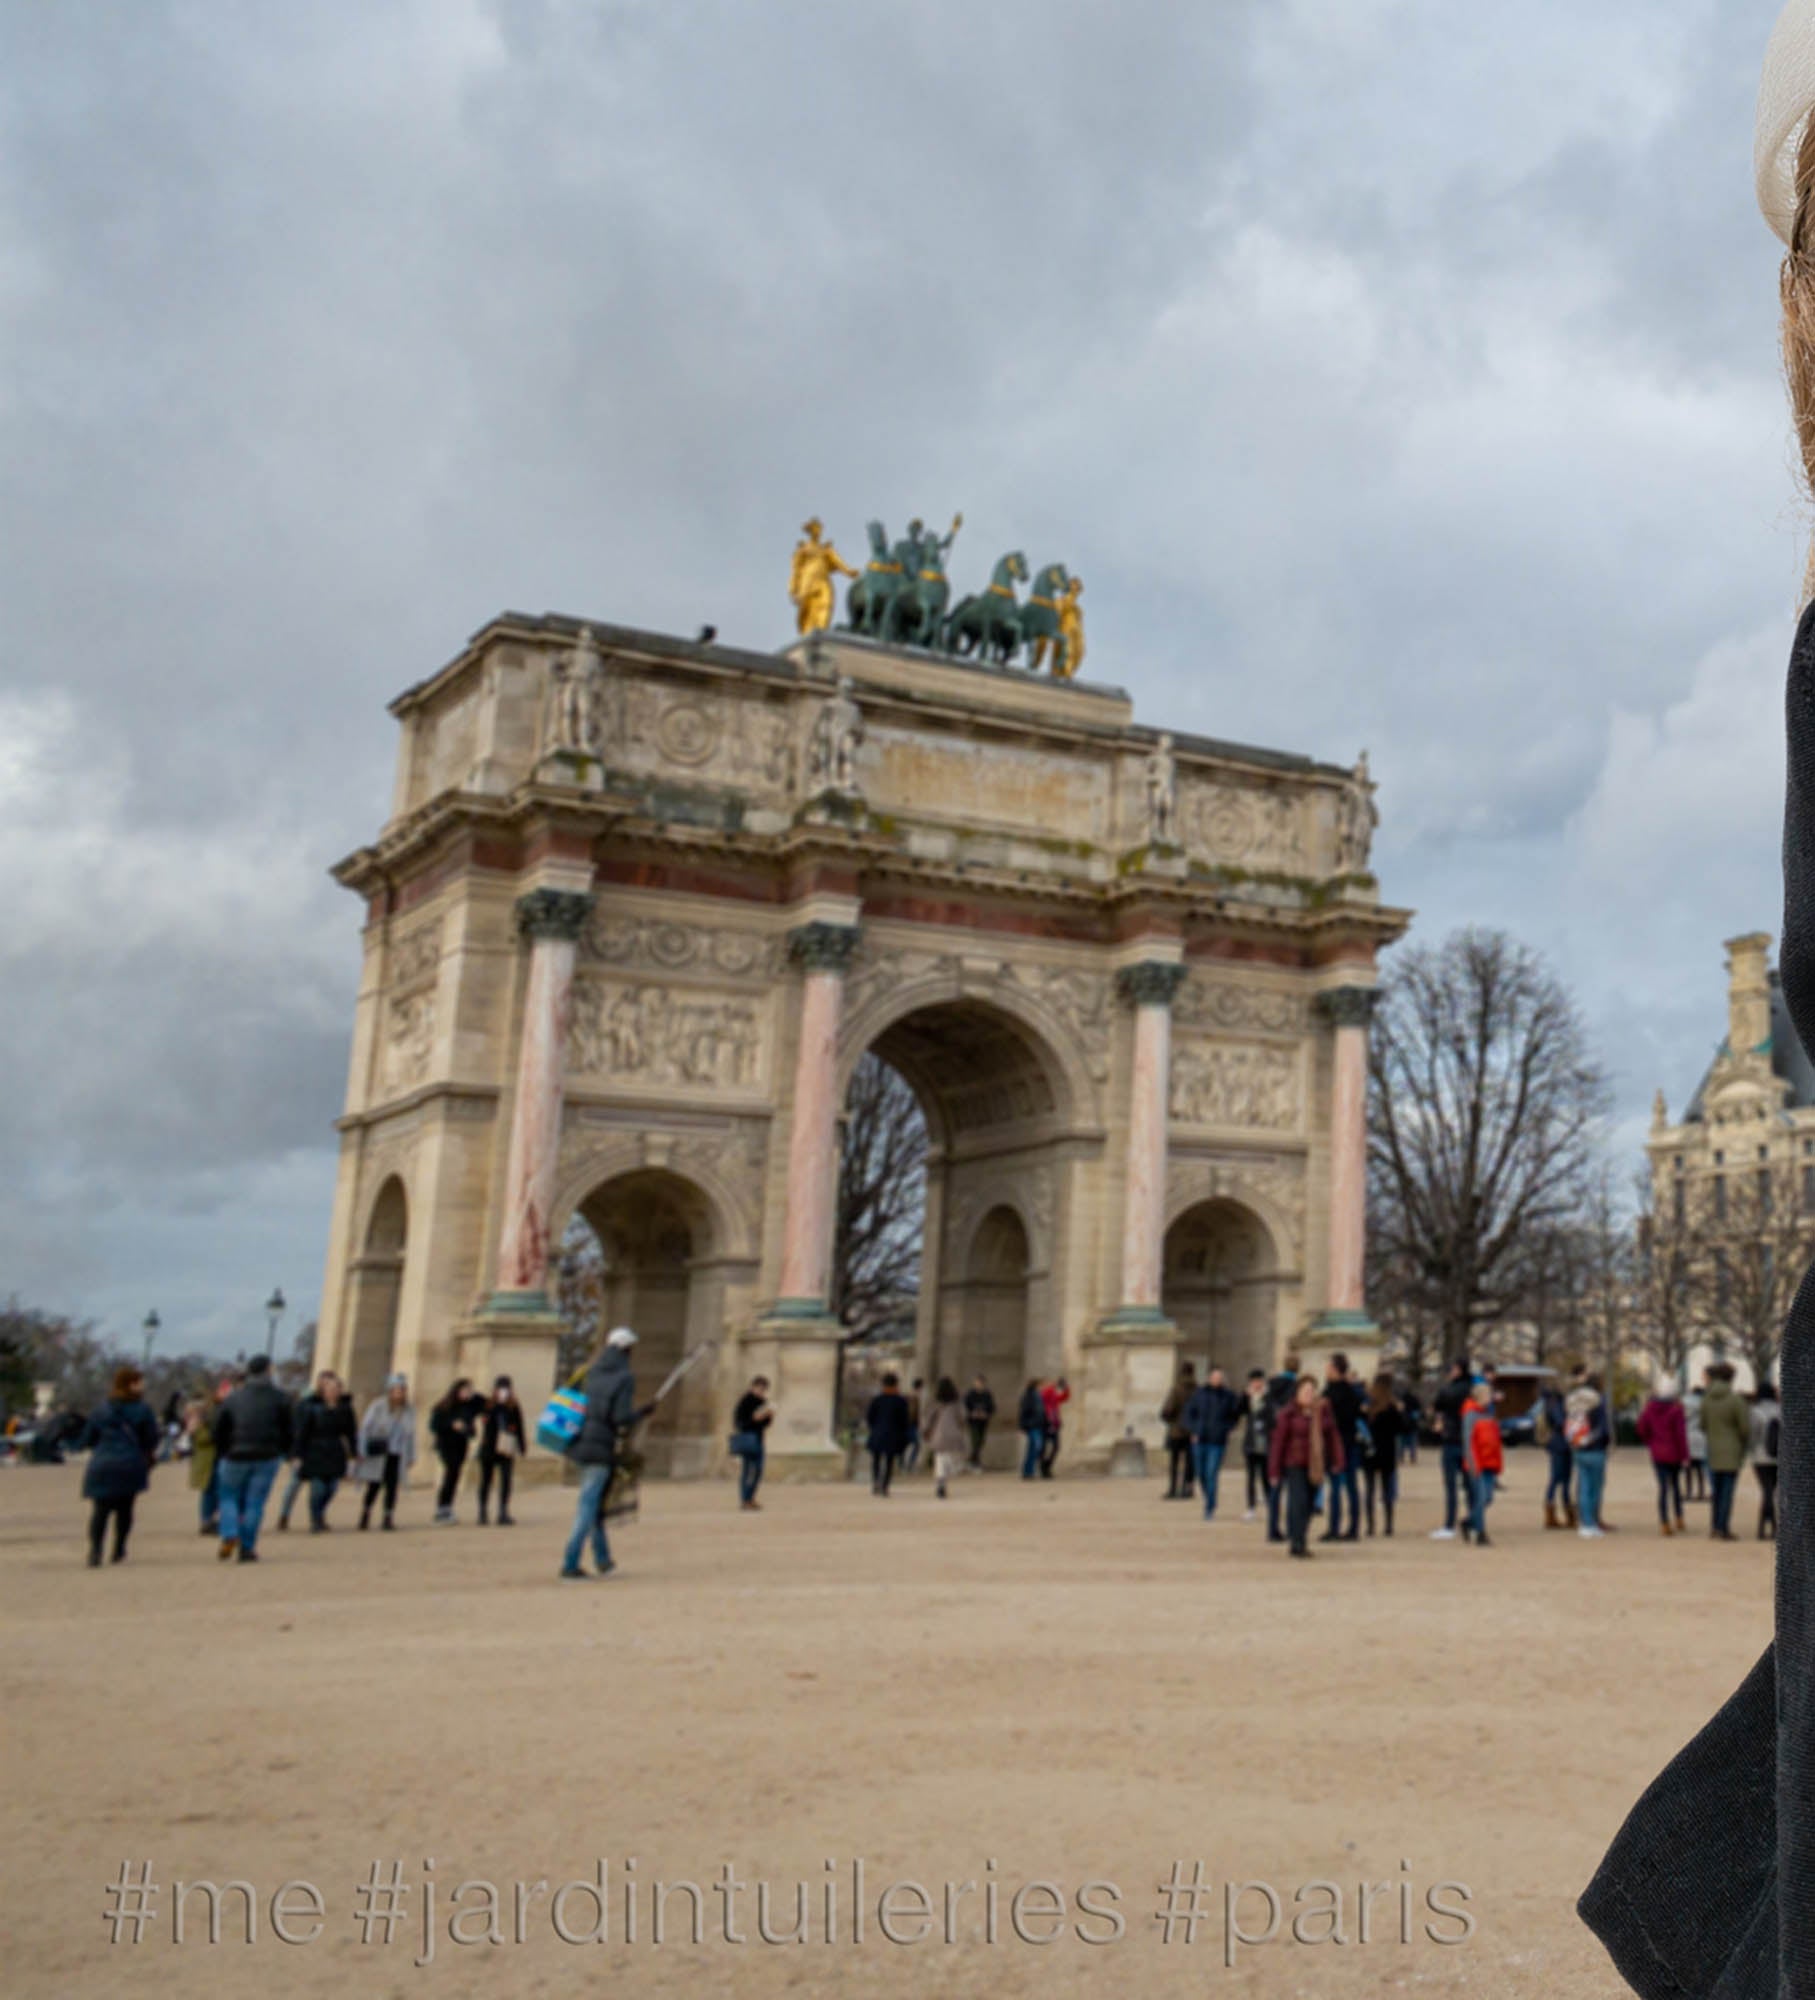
left=1580, top=601, right=1815, bottom=1997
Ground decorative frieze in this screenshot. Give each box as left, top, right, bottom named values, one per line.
left=1174, top=975, right=1310, bottom=1034
left=581, top=912, right=783, bottom=981
left=567, top=977, right=767, bottom=1091
left=1169, top=1041, right=1303, bottom=1133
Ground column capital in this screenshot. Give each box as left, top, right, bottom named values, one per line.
left=788, top=920, right=862, bottom=976
left=516, top=887, right=595, bottom=943
left=1316, top=985, right=1377, bottom=1029
left=1116, top=960, right=1186, bottom=1009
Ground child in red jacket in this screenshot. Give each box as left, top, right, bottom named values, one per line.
left=1462, top=1385, right=1504, bottom=1547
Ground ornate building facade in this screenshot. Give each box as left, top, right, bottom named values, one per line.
left=313, top=617, right=1409, bottom=1473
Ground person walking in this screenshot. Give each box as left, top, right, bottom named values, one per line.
left=962, top=1374, right=996, bottom=1471
left=1461, top=1380, right=1504, bottom=1546
left=1239, top=1369, right=1275, bottom=1526
left=926, top=1378, right=967, bottom=1498
left=78, top=1364, right=159, bottom=1568
left=1184, top=1366, right=1243, bottom=1521
left=1428, top=1357, right=1473, bottom=1541
left=1539, top=1374, right=1575, bottom=1528
left=1636, top=1379, right=1689, bottom=1536
left=1267, top=1375, right=1345, bottom=1559
left=212, top=1354, right=294, bottom=1563
left=1017, top=1378, right=1046, bottom=1481
left=561, top=1328, right=651, bottom=1579
left=1038, top=1375, right=1071, bottom=1478
left=290, top=1370, right=357, bottom=1532
left=1751, top=1377, right=1781, bottom=1540
left=1161, top=1363, right=1198, bottom=1501
left=357, top=1374, right=416, bottom=1531
left=902, top=1377, right=925, bottom=1475
left=476, top=1377, right=527, bottom=1525
left=186, top=1381, right=229, bottom=1538
left=1684, top=1378, right=1709, bottom=1503
left=1568, top=1370, right=1612, bottom=1540
left=1320, top=1354, right=1363, bottom=1543
left=429, top=1376, right=486, bottom=1524
left=1361, top=1373, right=1407, bottom=1537
left=277, top=1371, right=344, bottom=1531
left=866, top=1372, right=913, bottom=1496
left=731, top=1375, right=773, bottom=1511
left=1701, top=1362, right=1749, bottom=1543
left=1400, top=1388, right=1422, bottom=1465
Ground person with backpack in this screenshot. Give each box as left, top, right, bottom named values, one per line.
left=1538, top=1375, right=1575, bottom=1528
left=1567, top=1371, right=1612, bottom=1540
left=561, top=1327, right=653, bottom=1578
left=1239, top=1369, right=1275, bottom=1525
left=1636, top=1379, right=1690, bottom=1536
left=865, top=1372, right=913, bottom=1496
left=1701, top=1362, right=1750, bottom=1542
left=1183, top=1366, right=1243, bottom=1521
left=1016, top=1378, right=1046, bottom=1481
left=1361, top=1373, right=1407, bottom=1537
left=1160, top=1362, right=1197, bottom=1501
left=1461, top=1379, right=1504, bottom=1546
left=1751, top=1377, right=1781, bottom=1540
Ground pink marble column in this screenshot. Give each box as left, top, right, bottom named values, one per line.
left=492, top=887, right=594, bottom=1310
left=775, top=922, right=861, bottom=1313
left=1320, top=986, right=1376, bottom=1315
left=1116, top=961, right=1185, bottom=1314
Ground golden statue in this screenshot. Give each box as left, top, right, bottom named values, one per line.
left=1055, top=575, right=1085, bottom=680
left=789, top=518, right=858, bottom=635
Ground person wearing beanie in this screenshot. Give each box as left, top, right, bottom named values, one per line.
left=561, top=1327, right=652, bottom=1578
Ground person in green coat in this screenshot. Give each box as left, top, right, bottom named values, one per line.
left=185, top=1382, right=231, bottom=1536
left=1700, top=1362, right=1750, bottom=1542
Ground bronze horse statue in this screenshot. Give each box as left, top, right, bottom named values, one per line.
left=944, top=552, right=1029, bottom=665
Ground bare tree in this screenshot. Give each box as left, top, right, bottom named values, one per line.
left=1632, top=1169, right=1705, bottom=1381
left=1680, top=1156, right=1815, bottom=1383
left=1367, top=929, right=1611, bottom=1365
left=830, top=1053, right=927, bottom=1336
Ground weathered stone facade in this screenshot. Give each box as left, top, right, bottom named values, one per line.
left=314, top=617, right=1409, bottom=1473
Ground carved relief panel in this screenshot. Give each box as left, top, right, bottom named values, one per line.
left=567, top=975, right=770, bottom=1094
left=379, top=918, right=442, bottom=1095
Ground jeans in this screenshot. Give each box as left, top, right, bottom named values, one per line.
left=436, top=1444, right=467, bottom=1512
left=1021, top=1428, right=1045, bottom=1479
left=308, top=1476, right=340, bottom=1528
left=277, top=1463, right=305, bottom=1525
left=1440, top=1443, right=1466, bottom=1528
left=1545, top=1443, right=1574, bottom=1508
left=1284, top=1466, right=1315, bottom=1553
left=478, top=1454, right=514, bottom=1520
left=217, top=1456, right=281, bottom=1553
left=738, top=1437, right=764, bottom=1505
left=1325, top=1462, right=1360, bottom=1536
left=1653, top=1461, right=1684, bottom=1526
left=198, top=1463, right=219, bottom=1530
left=1266, top=1468, right=1286, bottom=1539
left=1575, top=1448, right=1608, bottom=1531
left=870, top=1449, right=899, bottom=1496
left=1193, top=1440, right=1227, bottom=1518
left=1469, top=1469, right=1498, bottom=1536
left=1710, top=1468, right=1739, bottom=1536
left=1039, top=1428, right=1061, bottom=1477
left=360, top=1454, right=402, bottom=1525
left=1245, top=1453, right=1270, bottom=1511
left=967, top=1419, right=989, bottom=1468
left=903, top=1428, right=921, bottom=1474
left=1363, top=1462, right=1398, bottom=1533
left=1165, top=1439, right=1195, bottom=1497
left=562, top=1463, right=613, bottom=1574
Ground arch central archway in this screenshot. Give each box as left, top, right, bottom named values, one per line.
left=836, top=994, right=1074, bottom=1453
left=344, top=1177, right=407, bottom=1410
left=1161, top=1197, right=1280, bottom=1385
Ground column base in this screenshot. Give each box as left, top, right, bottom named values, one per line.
left=1298, top=1310, right=1384, bottom=1384
left=454, top=1311, right=572, bottom=1484
left=743, top=1309, right=848, bottom=1480
left=1079, top=1309, right=1183, bottom=1466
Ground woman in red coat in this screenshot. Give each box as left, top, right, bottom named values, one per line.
left=1635, top=1381, right=1690, bottom=1536
left=1267, top=1377, right=1345, bottom=1558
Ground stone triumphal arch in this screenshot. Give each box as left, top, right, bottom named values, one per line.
left=314, top=612, right=1408, bottom=1474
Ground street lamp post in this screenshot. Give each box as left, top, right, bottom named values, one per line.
left=141, top=1310, right=160, bottom=1374
left=264, top=1286, right=286, bottom=1360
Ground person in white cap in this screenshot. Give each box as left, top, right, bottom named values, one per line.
left=560, top=1328, right=651, bottom=1579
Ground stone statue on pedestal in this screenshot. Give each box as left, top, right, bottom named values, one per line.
left=547, top=626, right=605, bottom=756
left=809, top=676, right=865, bottom=797
left=1145, top=733, right=1177, bottom=846
left=1334, top=752, right=1378, bottom=872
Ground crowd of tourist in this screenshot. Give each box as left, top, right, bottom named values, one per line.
left=60, top=1332, right=1784, bottom=1577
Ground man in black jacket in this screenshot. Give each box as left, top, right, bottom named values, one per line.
left=212, top=1354, right=294, bottom=1563
left=561, top=1328, right=648, bottom=1580
left=1319, top=1355, right=1364, bottom=1542
left=962, top=1375, right=996, bottom=1471
left=1428, top=1358, right=1473, bottom=1542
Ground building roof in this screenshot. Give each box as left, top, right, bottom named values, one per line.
left=1683, top=971, right=1815, bottom=1121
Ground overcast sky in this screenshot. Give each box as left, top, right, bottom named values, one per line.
left=0, top=0, right=1803, bottom=1359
